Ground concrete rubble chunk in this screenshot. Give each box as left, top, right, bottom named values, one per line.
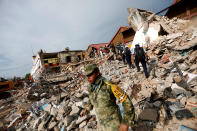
left=175, top=109, right=194, bottom=120
left=48, top=122, right=57, bottom=130
left=58, top=106, right=66, bottom=114
left=51, top=107, right=58, bottom=116
left=33, top=118, right=41, bottom=129
left=166, top=32, right=183, bottom=40
left=139, top=108, right=159, bottom=122
left=173, top=76, right=182, bottom=83
left=75, top=101, right=84, bottom=108
left=70, top=105, right=80, bottom=115
left=171, top=84, right=192, bottom=97
left=76, top=115, right=89, bottom=125
left=79, top=121, right=87, bottom=128
left=65, top=114, right=79, bottom=127
left=83, top=97, right=89, bottom=103
left=87, top=121, right=97, bottom=129
left=66, top=120, right=77, bottom=131
left=38, top=121, right=45, bottom=131
left=61, top=92, right=68, bottom=98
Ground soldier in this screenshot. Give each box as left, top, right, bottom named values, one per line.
left=81, top=64, right=135, bottom=131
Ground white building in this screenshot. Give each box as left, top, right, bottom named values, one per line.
left=30, top=52, right=43, bottom=81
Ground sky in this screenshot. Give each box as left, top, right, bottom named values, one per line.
left=0, top=0, right=173, bottom=78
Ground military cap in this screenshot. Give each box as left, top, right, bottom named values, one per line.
left=84, top=64, right=98, bottom=76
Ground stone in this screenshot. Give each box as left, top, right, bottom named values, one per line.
left=87, top=121, right=97, bottom=129
left=48, top=122, right=57, bottom=130
left=40, top=112, right=49, bottom=121
left=180, top=97, right=187, bottom=106
left=76, top=115, right=88, bottom=125
left=171, top=84, right=192, bottom=97
left=175, top=109, right=194, bottom=120
left=56, top=114, right=64, bottom=121
left=58, top=122, right=63, bottom=129
left=90, top=109, right=96, bottom=116
left=51, top=107, right=58, bottom=117
left=83, top=97, right=89, bottom=103
left=27, top=115, right=32, bottom=122
left=41, top=93, right=47, bottom=97
left=75, top=92, right=84, bottom=98
left=153, top=101, right=162, bottom=108
left=166, top=32, right=183, bottom=40
left=58, top=107, right=66, bottom=114
left=38, top=121, right=45, bottom=131
left=139, top=108, right=158, bottom=122
left=189, top=64, right=197, bottom=72
left=64, top=114, right=79, bottom=126
left=75, top=101, right=83, bottom=108
left=53, top=126, right=59, bottom=131
left=165, top=76, right=173, bottom=83
left=173, top=76, right=182, bottom=83
left=70, top=106, right=80, bottom=115
left=61, top=92, right=68, bottom=98
left=33, top=118, right=41, bottom=129
left=66, top=120, right=77, bottom=131
left=79, top=121, right=87, bottom=128
left=65, top=106, right=72, bottom=115
left=50, top=95, right=57, bottom=101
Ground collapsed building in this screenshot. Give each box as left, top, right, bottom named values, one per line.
left=31, top=49, right=85, bottom=81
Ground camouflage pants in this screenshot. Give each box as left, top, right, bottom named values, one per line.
left=96, top=119, right=120, bottom=131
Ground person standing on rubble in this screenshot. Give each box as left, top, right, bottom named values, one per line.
left=109, top=43, right=117, bottom=60
left=131, top=44, right=149, bottom=78
left=81, top=64, right=135, bottom=131
left=99, top=47, right=103, bottom=58
left=124, top=46, right=132, bottom=68
left=121, top=45, right=126, bottom=64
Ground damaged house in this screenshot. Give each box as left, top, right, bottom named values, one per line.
left=109, top=26, right=135, bottom=47
left=30, top=50, right=44, bottom=81
left=31, top=49, right=85, bottom=80
left=58, top=49, right=85, bottom=64
left=165, top=0, right=197, bottom=20
left=127, top=8, right=170, bottom=49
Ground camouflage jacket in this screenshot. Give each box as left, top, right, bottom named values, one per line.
left=86, top=75, right=135, bottom=130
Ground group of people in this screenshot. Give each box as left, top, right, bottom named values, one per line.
left=89, top=42, right=149, bottom=78
left=110, top=42, right=149, bottom=78
left=82, top=43, right=152, bottom=131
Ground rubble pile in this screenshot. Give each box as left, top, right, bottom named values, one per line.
left=1, top=11, right=197, bottom=131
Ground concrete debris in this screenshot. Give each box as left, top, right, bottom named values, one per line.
left=1, top=8, right=197, bottom=131
left=175, top=109, right=194, bottom=120
left=138, top=108, right=159, bottom=122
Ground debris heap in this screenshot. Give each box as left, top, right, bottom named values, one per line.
left=0, top=9, right=197, bottom=131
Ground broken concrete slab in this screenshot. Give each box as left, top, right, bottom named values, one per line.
left=171, top=84, right=192, bottom=97
left=139, top=108, right=159, bottom=122
left=48, top=121, right=57, bottom=130
left=70, top=105, right=80, bottom=115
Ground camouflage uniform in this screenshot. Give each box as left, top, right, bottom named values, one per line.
left=84, top=64, right=135, bottom=131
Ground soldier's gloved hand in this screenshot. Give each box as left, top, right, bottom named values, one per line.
left=81, top=109, right=87, bottom=117
left=120, top=124, right=128, bottom=131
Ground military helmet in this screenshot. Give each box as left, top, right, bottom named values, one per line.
left=84, top=64, right=98, bottom=76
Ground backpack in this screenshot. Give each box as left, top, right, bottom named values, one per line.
left=125, top=47, right=131, bottom=56
left=135, top=47, right=145, bottom=61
